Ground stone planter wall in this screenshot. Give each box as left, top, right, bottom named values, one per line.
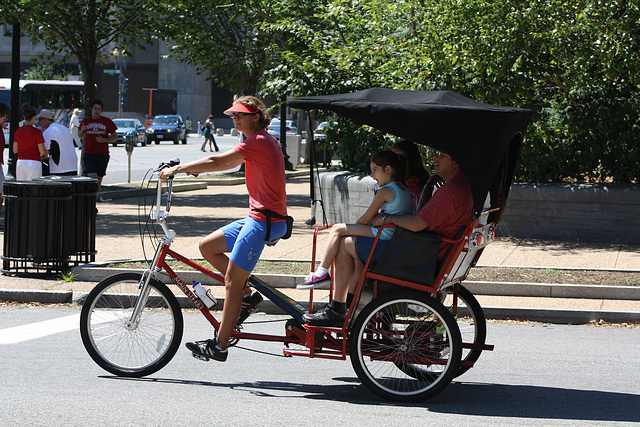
left=498, top=183, right=640, bottom=244
left=313, top=172, right=640, bottom=244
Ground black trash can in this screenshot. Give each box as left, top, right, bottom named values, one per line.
left=2, top=181, right=72, bottom=274
left=36, top=176, right=98, bottom=265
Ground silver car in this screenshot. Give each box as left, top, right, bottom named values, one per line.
left=112, top=118, right=146, bottom=146
left=267, top=119, right=297, bottom=140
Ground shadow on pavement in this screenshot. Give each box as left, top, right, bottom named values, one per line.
left=104, top=375, right=640, bottom=422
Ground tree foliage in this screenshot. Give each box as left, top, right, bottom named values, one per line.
left=1, top=0, right=155, bottom=113
left=259, top=0, right=640, bottom=183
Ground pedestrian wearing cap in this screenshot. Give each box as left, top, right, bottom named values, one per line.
left=38, top=109, right=78, bottom=176
left=13, top=103, right=47, bottom=181
left=68, top=108, right=82, bottom=149
left=158, top=95, right=288, bottom=362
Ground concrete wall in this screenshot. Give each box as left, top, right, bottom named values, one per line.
left=158, top=42, right=211, bottom=126
left=312, top=171, right=376, bottom=224
left=498, top=183, right=640, bottom=244
left=313, top=172, right=640, bottom=244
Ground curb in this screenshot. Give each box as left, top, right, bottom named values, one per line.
left=2, top=289, right=635, bottom=325
left=2, top=269, right=639, bottom=324
left=69, top=264, right=640, bottom=301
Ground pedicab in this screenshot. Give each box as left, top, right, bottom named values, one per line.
left=79, top=88, right=532, bottom=402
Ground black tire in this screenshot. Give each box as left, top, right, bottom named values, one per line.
left=79, top=272, right=183, bottom=377
left=155, top=140, right=160, bottom=145
left=173, top=139, right=179, bottom=144
left=439, top=285, right=487, bottom=377
left=349, top=291, right=462, bottom=402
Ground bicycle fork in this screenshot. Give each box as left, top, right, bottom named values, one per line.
left=125, top=237, right=171, bottom=330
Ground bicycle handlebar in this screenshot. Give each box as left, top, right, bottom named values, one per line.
left=150, top=159, right=181, bottom=241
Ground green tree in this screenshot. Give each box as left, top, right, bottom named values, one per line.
left=1, top=0, right=155, bottom=113
left=22, top=63, right=70, bottom=81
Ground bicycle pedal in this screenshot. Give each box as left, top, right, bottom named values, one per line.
left=191, top=352, right=210, bottom=362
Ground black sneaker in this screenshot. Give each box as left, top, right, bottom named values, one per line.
left=186, top=339, right=228, bottom=362
left=302, top=305, right=346, bottom=327
left=236, top=290, right=263, bottom=327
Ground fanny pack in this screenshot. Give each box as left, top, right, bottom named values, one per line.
left=252, top=209, right=294, bottom=242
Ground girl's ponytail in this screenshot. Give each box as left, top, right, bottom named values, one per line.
left=371, top=150, right=406, bottom=183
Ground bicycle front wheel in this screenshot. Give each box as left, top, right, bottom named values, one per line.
left=349, top=291, right=462, bottom=402
left=80, top=272, right=184, bottom=377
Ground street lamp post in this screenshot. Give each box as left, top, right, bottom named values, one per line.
left=113, top=48, right=127, bottom=118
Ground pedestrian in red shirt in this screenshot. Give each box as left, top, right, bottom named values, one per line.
left=13, top=103, right=47, bottom=181
left=78, top=99, right=117, bottom=194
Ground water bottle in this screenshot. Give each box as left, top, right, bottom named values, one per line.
left=192, top=281, right=217, bottom=308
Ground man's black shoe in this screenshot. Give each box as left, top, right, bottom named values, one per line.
left=186, top=339, right=228, bottom=362
left=236, top=290, right=263, bottom=327
left=302, top=305, right=346, bottom=327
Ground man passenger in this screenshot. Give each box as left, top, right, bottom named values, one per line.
left=303, top=150, right=473, bottom=326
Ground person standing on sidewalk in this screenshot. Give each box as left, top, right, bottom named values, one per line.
left=159, top=95, right=288, bottom=362
left=78, top=99, right=117, bottom=195
left=38, top=109, right=78, bottom=176
left=0, top=103, right=10, bottom=211
left=13, top=103, right=47, bottom=181
left=68, top=108, right=81, bottom=148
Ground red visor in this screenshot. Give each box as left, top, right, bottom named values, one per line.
left=223, top=103, right=260, bottom=116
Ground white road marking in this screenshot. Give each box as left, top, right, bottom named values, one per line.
left=0, top=314, right=81, bottom=344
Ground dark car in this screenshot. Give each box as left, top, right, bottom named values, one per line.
left=112, top=118, right=146, bottom=146
left=146, top=115, right=187, bottom=145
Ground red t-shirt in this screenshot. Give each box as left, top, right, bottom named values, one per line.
left=417, top=172, right=473, bottom=261
left=0, top=126, right=5, bottom=164
left=14, top=125, right=44, bottom=161
left=234, top=129, right=287, bottom=222
left=81, top=116, right=117, bottom=155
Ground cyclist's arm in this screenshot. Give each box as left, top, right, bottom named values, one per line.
left=159, top=150, right=244, bottom=179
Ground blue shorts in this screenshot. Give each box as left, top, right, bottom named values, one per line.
left=83, top=153, right=110, bottom=177
left=221, top=216, right=287, bottom=271
left=355, top=236, right=390, bottom=265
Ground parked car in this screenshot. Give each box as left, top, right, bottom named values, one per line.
left=313, top=121, right=338, bottom=141
left=146, top=115, right=187, bottom=145
left=112, top=118, right=146, bottom=147
left=267, top=119, right=297, bottom=140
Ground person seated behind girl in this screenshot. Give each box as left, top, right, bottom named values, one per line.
left=298, top=150, right=413, bottom=289
left=391, top=140, right=431, bottom=214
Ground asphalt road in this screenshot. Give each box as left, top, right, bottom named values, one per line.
left=1, top=134, right=243, bottom=187
left=102, top=134, right=242, bottom=185
left=1, top=305, right=639, bottom=426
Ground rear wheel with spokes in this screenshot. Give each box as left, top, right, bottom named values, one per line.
left=349, top=291, right=462, bottom=402
left=439, top=284, right=487, bottom=377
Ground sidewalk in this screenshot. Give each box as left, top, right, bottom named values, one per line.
left=1, top=174, right=639, bottom=324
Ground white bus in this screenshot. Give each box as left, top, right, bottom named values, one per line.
left=0, top=79, right=88, bottom=136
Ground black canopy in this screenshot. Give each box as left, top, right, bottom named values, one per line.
left=289, top=88, right=533, bottom=216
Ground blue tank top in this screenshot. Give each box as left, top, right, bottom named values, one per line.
left=371, top=180, right=413, bottom=240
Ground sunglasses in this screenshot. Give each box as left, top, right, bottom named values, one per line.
left=228, top=112, right=258, bottom=119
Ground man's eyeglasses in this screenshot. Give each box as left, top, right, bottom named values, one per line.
left=228, top=112, right=258, bottom=119
left=434, top=151, right=450, bottom=158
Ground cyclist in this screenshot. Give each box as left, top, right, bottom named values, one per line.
left=158, top=96, right=288, bottom=362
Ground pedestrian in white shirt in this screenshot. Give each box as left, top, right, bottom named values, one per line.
left=38, top=109, right=78, bottom=176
